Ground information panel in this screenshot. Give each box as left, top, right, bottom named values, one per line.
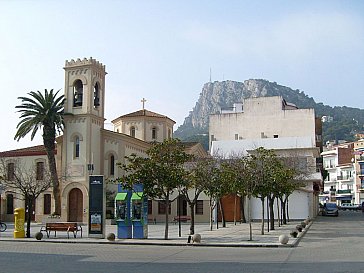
left=89, top=175, right=105, bottom=238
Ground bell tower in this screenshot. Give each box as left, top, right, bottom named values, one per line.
left=63, top=57, right=106, bottom=119
left=61, top=57, right=107, bottom=222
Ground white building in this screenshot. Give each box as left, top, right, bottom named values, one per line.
left=209, top=96, right=323, bottom=220
left=320, top=142, right=356, bottom=205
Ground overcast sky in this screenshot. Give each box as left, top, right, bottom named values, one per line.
left=1, top=0, right=363, bottom=151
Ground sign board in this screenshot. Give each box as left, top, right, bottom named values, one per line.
left=89, top=175, right=105, bottom=238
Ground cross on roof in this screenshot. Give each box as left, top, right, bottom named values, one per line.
left=141, top=98, right=147, bottom=110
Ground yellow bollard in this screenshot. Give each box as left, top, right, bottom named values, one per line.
left=14, top=208, right=25, bottom=238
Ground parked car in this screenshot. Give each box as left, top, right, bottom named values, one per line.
left=322, top=203, right=339, bottom=216
left=338, top=203, right=360, bottom=211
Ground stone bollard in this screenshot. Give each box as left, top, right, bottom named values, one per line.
left=35, top=232, right=43, bottom=241
left=106, top=233, right=116, bottom=241
left=279, top=234, right=289, bottom=244
left=192, top=234, right=201, bottom=243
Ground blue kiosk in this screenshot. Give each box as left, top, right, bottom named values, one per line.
left=115, top=185, right=132, bottom=239
left=131, top=184, right=148, bottom=239
left=115, top=184, right=148, bottom=239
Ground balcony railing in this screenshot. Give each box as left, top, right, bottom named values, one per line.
left=337, top=176, right=353, bottom=181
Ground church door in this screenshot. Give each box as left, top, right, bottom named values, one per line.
left=68, top=188, right=83, bottom=222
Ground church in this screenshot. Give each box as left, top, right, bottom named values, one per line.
left=0, top=57, right=208, bottom=224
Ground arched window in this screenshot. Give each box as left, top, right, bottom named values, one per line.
left=75, top=136, right=80, bottom=158
left=36, top=162, right=44, bottom=180
left=7, top=162, right=15, bottom=181
left=110, top=155, right=115, bottom=176
left=152, top=127, right=157, bottom=140
left=6, top=194, right=13, bottom=214
left=43, top=194, right=51, bottom=215
left=73, top=80, right=83, bottom=107
left=130, top=126, right=136, bottom=138
left=94, top=82, right=100, bottom=107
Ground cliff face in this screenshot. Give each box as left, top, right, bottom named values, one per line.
left=174, top=79, right=364, bottom=146
left=175, top=79, right=316, bottom=138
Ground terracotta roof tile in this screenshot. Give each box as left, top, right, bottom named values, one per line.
left=0, top=145, right=55, bottom=157
left=112, top=109, right=175, bottom=123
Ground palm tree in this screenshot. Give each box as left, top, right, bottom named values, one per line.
left=14, top=89, right=66, bottom=215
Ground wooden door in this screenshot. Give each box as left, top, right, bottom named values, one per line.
left=68, top=188, right=83, bottom=222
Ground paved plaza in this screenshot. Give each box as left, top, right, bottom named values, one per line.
left=0, top=219, right=309, bottom=247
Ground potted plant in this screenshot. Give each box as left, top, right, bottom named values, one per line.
left=296, top=224, right=303, bottom=232
left=290, top=230, right=298, bottom=238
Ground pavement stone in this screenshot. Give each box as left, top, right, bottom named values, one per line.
left=0, top=219, right=312, bottom=247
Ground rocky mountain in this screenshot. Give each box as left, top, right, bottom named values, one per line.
left=175, top=79, right=364, bottom=150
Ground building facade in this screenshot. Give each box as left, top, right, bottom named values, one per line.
left=209, top=96, right=322, bottom=220
left=0, top=57, right=208, bottom=224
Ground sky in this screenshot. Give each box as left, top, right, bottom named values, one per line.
left=0, top=0, right=363, bottom=151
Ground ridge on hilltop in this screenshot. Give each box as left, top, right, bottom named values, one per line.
left=174, top=79, right=364, bottom=150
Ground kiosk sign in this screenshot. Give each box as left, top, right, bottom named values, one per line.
left=89, top=175, right=105, bottom=238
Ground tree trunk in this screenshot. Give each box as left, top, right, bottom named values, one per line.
left=234, top=193, right=237, bottom=225
left=209, top=198, right=213, bottom=231
left=219, top=199, right=226, bottom=228
left=26, top=197, right=33, bottom=238
left=286, top=197, right=290, bottom=222
left=280, top=197, right=287, bottom=225
left=164, top=195, right=170, bottom=240
left=248, top=196, right=253, bottom=241
left=269, top=195, right=275, bottom=231
left=189, top=203, right=195, bottom=235
left=276, top=197, right=280, bottom=227
left=44, top=137, right=61, bottom=216
left=260, top=198, right=265, bottom=235
left=241, top=195, right=246, bottom=223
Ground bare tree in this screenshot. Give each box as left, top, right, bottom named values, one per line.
left=0, top=158, right=51, bottom=238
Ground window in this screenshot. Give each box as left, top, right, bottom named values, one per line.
left=73, top=79, right=83, bottom=107
left=6, top=194, right=13, bottom=214
left=148, top=200, right=152, bottom=215
left=195, top=200, right=204, bottom=215
left=274, top=134, right=279, bottom=138
left=168, top=129, right=172, bottom=139
left=130, top=126, right=136, bottom=138
left=43, top=194, right=51, bottom=215
left=110, top=155, right=115, bottom=176
left=152, top=127, right=157, bottom=140
left=36, top=162, right=44, bottom=180
left=235, top=134, right=239, bottom=140
left=93, top=82, right=100, bottom=107
left=7, top=163, right=14, bottom=181
left=158, top=201, right=171, bottom=215
left=75, top=136, right=80, bottom=158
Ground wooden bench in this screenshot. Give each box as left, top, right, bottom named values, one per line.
left=173, top=216, right=191, bottom=224
left=40, top=222, right=82, bottom=239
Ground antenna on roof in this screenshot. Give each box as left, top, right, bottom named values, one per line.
left=209, top=67, right=212, bottom=83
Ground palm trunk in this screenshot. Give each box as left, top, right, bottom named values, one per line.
left=44, top=136, right=61, bottom=216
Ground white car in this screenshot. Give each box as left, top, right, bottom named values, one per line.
left=339, top=203, right=359, bottom=211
